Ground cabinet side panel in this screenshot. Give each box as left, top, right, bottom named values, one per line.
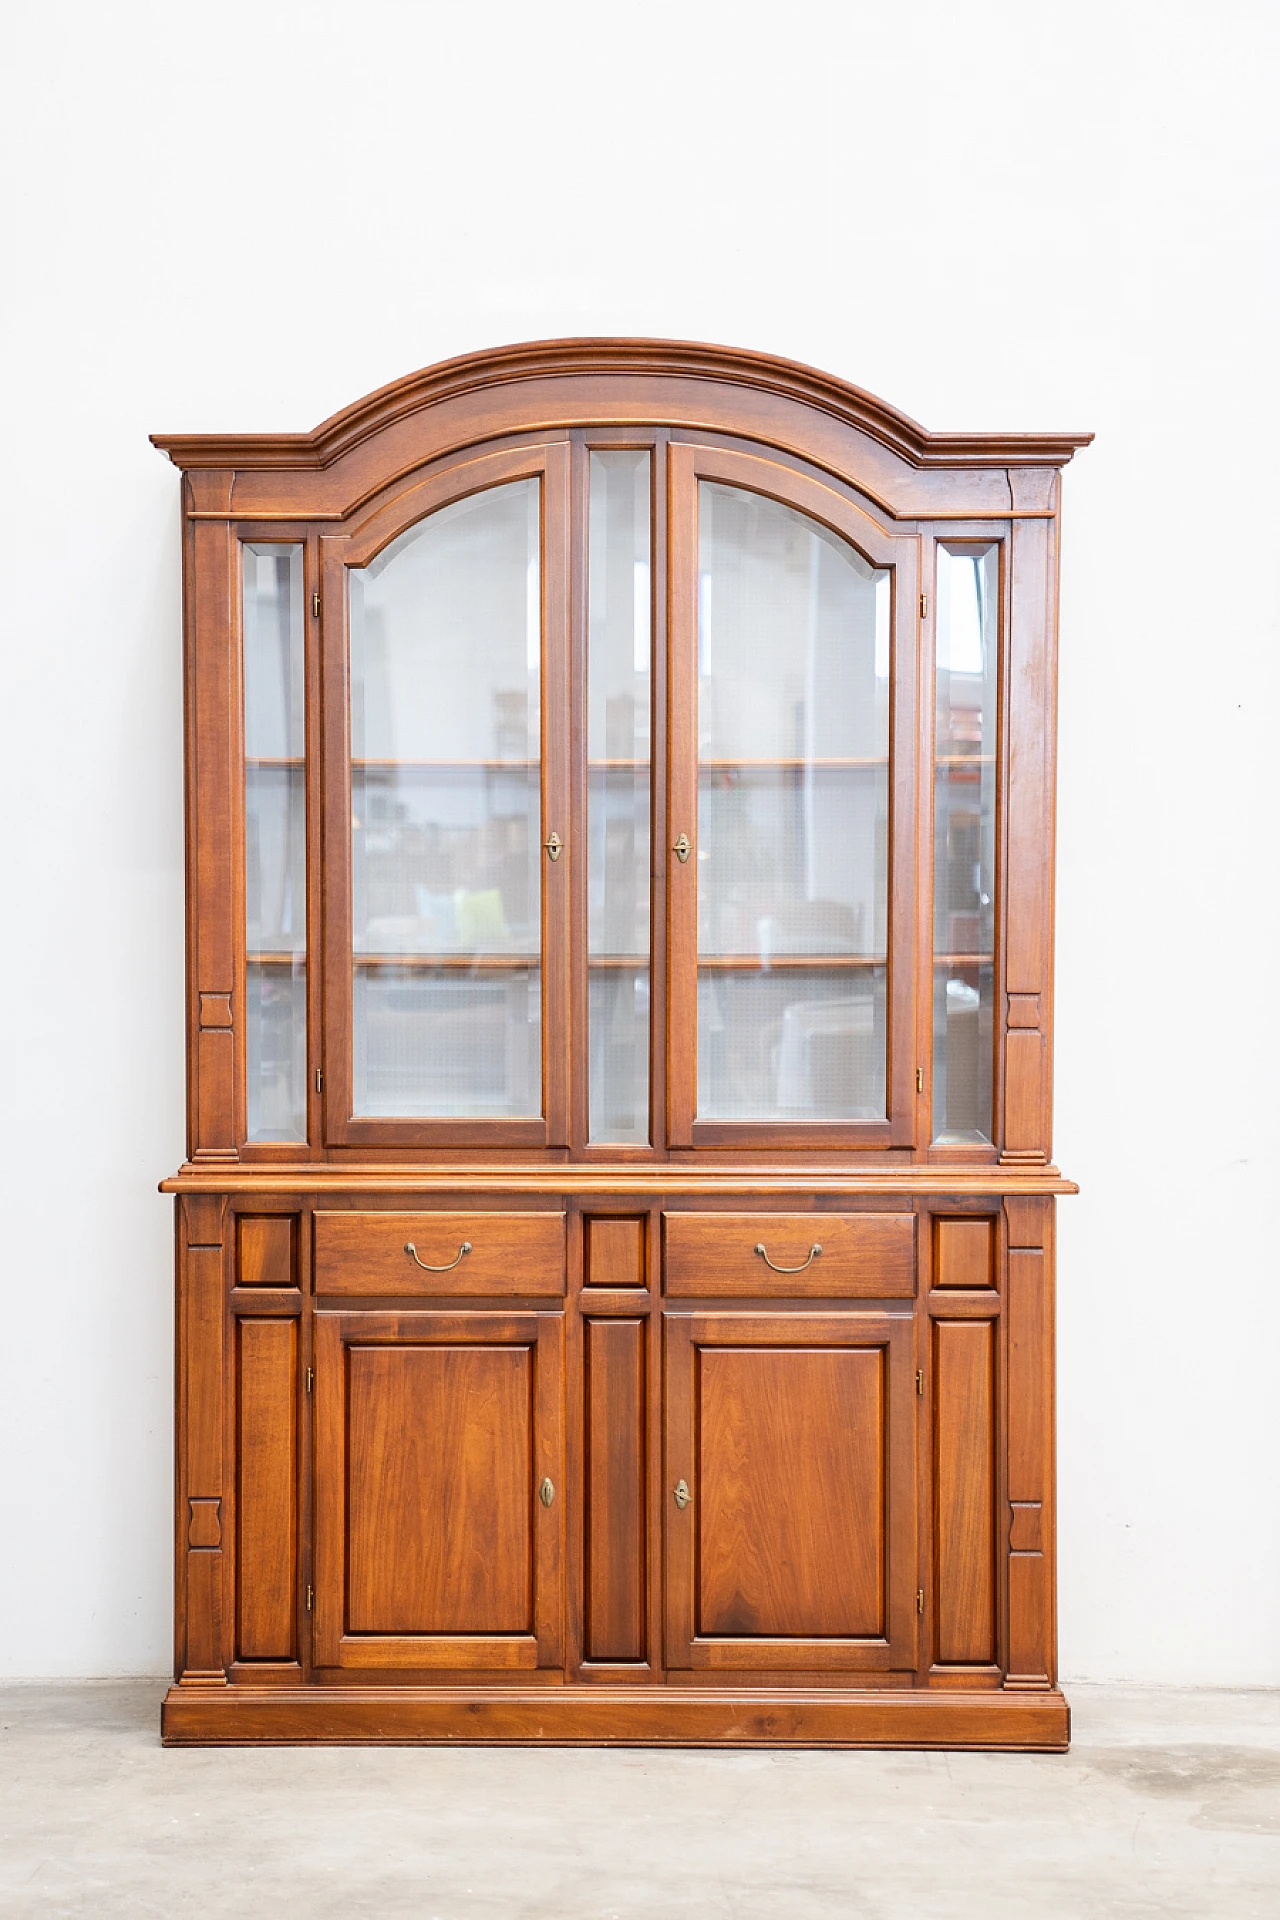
left=933, top=1319, right=996, bottom=1664
left=236, top=1318, right=298, bottom=1661
left=584, top=1318, right=646, bottom=1660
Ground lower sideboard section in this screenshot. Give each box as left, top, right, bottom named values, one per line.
left=171, top=1180, right=1065, bottom=1743
left=162, top=1683, right=1070, bottom=1750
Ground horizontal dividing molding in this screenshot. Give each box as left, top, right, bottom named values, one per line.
left=151, top=338, right=1093, bottom=474
left=164, top=1164, right=1078, bottom=1197
left=161, top=1684, right=1071, bottom=1749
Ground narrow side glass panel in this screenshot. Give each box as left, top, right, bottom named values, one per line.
left=349, top=480, right=542, bottom=1118
left=243, top=543, right=307, bottom=1143
left=696, top=483, right=890, bottom=1122
left=933, top=544, right=998, bottom=1142
left=587, top=452, right=651, bottom=1143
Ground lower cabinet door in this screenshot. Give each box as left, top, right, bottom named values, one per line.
left=313, top=1311, right=564, bottom=1673
left=664, top=1313, right=917, bottom=1673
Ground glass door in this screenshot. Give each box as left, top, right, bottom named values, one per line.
left=666, top=444, right=919, bottom=1148
left=320, top=444, right=570, bottom=1146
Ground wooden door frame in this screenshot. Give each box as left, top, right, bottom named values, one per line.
left=663, top=1309, right=918, bottom=1673
left=665, top=441, right=921, bottom=1152
left=312, top=1308, right=565, bottom=1672
left=318, top=441, right=572, bottom=1149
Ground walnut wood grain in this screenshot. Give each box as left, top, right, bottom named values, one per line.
left=236, top=1318, right=297, bottom=1661
left=313, top=1211, right=566, bottom=1296
left=584, top=1318, right=646, bottom=1662
left=663, top=1211, right=915, bottom=1297
left=932, top=1319, right=996, bottom=1665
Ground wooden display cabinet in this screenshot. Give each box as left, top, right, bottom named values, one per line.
left=155, top=340, right=1089, bottom=1747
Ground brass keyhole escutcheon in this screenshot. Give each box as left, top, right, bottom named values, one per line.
left=673, top=833, right=691, bottom=863
left=543, top=831, right=562, bottom=862
left=673, top=1479, right=690, bottom=1510
left=539, top=1477, right=555, bottom=1508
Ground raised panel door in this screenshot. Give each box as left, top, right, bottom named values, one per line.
left=313, top=1311, right=564, bottom=1672
left=664, top=1312, right=916, bottom=1672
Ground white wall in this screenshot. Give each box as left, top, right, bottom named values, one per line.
left=2, top=0, right=1276, bottom=1682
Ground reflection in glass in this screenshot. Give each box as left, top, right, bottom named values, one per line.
left=588, top=451, right=651, bottom=1143
left=933, top=545, right=998, bottom=1142
left=243, top=543, right=306, bottom=1142
left=695, top=483, right=890, bottom=1121
left=348, top=480, right=542, bottom=1117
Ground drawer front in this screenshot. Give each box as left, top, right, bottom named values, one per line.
left=314, top=1212, right=566, bottom=1296
left=663, top=1211, right=915, bottom=1298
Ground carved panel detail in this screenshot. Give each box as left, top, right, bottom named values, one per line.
left=188, top=1497, right=222, bottom=1548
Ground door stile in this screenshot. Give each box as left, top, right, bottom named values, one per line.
left=665, top=444, right=698, bottom=1147
left=885, top=531, right=922, bottom=1147
left=540, top=443, right=572, bottom=1147
left=567, top=433, right=590, bottom=1153
left=318, top=528, right=353, bottom=1150
left=914, top=536, right=939, bottom=1160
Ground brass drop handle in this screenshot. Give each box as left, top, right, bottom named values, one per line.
left=673, top=1479, right=690, bottom=1510
left=754, top=1241, right=822, bottom=1275
left=404, top=1240, right=472, bottom=1273
left=543, top=831, right=562, bottom=862
left=673, top=833, right=691, bottom=863
left=539, top=1477, right=555, bottom=1508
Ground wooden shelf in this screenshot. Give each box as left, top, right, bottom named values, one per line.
left=699, top=757, right=887, bottom=771
left=353, top=758, right=537, bottom=772
left=246, top=757, right=304, bottom=771
left=247, top=952, right=305, bottom=967
left=698, top=953, right=886, bottom=970
left=351, top=952, right=539, bottom=970
left=935, top=954, right=994, bottom=967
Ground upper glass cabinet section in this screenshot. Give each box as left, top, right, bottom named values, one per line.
left=347, top=480, right=544, bottom=1119
left=695, top=484, right=890, bottom=1123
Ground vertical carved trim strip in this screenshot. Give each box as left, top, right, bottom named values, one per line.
left=236, top=1318, right=299, bottom=1662
left=187, top=476, right=240, bottom=1158
left=998, top=509, right=1056, bottom=1164
left=584, top=1318, right=647, bottom=1662
left=178, top=1194, right=228, bottom=1685
left=1004, top=1196, right=1054, bottom=1687
left=933, top=1319, right=997, bottom=1664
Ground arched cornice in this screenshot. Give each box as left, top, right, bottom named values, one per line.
left=151, top=337, right=1093, bottom=472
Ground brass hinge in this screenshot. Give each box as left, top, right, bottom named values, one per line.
left=310, top=590, right=320, bottom=618
left=916, top=1588, right=925, bottom=1615
left=306, top=1584, right=313, bottom=1612
left=315, top=1068, right=323, bottom=1094
left=919, top=591, right=928, bottom=619
left=915, top=1066, right=923, bottom=1093
left=916, top=1368, right=924, bottom=1397
left=305, top=1367, right=313, bottom=1395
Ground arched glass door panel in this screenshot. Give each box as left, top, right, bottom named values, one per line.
left=667, top=445, right=918, bottom=1147
left=348, top=480, right=542, bottom=1119
left=696, top=484, right=889, bottom=1121
left=322, top=443, right=569, bottom=1147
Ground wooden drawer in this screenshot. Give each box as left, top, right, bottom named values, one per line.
left=663, top=1211, right=915, bottom=1298
left=314, top=1211, right=566, bottom=1296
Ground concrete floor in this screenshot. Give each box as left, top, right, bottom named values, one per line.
left=0, top=1684, right=1277, bottom=1917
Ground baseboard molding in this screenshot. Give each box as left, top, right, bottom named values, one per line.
left=162, top=1684, right=1071, bottom=1750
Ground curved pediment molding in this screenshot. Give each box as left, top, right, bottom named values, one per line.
left=151, top=337, right=1093, bottom=473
